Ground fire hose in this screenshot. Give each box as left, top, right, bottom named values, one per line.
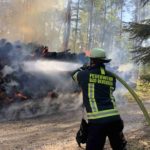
left=108, top=71, right=150, bottom=126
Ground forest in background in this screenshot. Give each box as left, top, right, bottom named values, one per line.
left=0, top=0, right=150, bottom=82
left=0, top=1, right=150, bottom=150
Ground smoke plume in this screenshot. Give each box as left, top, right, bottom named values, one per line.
left=0, top=0, right=65, bottom=50
left=0, top=38, right=138, bottom=121
left=0, top=39, right=83, bottom=121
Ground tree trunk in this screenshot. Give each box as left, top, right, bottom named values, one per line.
left=88, top=0, right=94, bottom=50
left=120, top=0, right=123, bottom=36
left=101, top=0, right=107, bottom=47
left=74, top=0, right=80, bottom=52
left=63, top=0, right=72, bottom=51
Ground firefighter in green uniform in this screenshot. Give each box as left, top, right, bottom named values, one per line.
left=72, top=48, right=127, bottom=150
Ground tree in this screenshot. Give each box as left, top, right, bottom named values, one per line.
left=64, top=0, right=128, bottom=56
left=125, top=0, right=150, bottom=64
left=142, top=0, right=150, bottom=6
left=63, top=0, right=72, bottom=50
left=71, top=0, right=81, bottom=52
left=88, top=0, right=94, bottom=49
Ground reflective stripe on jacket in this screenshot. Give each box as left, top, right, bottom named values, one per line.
left=72, top=65, right=120, bottom=123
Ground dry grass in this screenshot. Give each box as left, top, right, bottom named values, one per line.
left=124, top=80, right=150, bottom=102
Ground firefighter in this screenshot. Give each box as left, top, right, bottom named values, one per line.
left=72, top=48, right=127, bottom=150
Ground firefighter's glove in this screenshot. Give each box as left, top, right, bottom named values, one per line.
left=80, top=64, right=89, bottom=71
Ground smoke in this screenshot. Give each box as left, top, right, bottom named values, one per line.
left=0, top=38, right=138, bottom=121
left=0, top=0, right=65, bottom=49
left=1, top=65, right=14, bottom=77
left=105, top=44, right=138, bottom=104
left=0, top=93, right=82, bottom=121
left=0, top=0, right=139, bottom=121
left=118, top=63, right=134, bottom=72
left=0, top=39, right=84, bottom=121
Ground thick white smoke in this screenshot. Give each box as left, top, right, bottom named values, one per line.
left=107, top=48, right=138, bottom=104
left=0, top=39, right=84, bottom=121
left=2, top=65, right=14, bottom=77
left=0, top=93, right=82, bottom=121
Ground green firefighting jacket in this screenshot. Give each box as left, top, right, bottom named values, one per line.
left=72, top=64, right=121, bottom=123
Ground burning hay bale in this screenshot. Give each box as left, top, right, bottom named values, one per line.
left=0, top=39, right=86, bottom=120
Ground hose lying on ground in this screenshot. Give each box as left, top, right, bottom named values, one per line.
left=108, top=71, right=150, bottom=126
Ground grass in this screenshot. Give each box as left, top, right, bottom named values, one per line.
left=124, top=79, right=150, bottom=102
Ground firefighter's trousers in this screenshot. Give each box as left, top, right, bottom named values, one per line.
left=86, top=119, right=127, bottom=150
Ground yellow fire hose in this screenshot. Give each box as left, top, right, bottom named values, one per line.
left=108, top=71, right=150, bottom=126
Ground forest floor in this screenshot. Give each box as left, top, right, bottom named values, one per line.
left=0, top=101, right=150, bottom=150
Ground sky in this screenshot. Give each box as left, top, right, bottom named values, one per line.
left=122, top=0, right=134, bottom=22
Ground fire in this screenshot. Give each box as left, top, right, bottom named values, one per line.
left=15, top=92, right=28, bottom=100
left=0, top=38, right=86, bottom=120
left=84, top=50, right=91, bottom=57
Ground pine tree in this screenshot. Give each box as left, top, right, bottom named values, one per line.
left=125, top=0, right=150, bottom=64
left=143, top=0, right=150, bottom=6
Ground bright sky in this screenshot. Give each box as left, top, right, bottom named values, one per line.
left=123, top=0, right=134, bottom=22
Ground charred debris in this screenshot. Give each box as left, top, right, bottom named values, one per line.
left=0, top=39, right=87, bottom=109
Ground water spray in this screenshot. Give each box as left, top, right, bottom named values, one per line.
left=108, top=71, right=150, bottom=126
left=23, top=60, right=82, bottom=74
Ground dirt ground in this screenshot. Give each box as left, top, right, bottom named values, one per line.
left=0, top=101, right=150, bottom=150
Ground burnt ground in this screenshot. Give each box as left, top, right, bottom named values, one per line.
left=0, top=101, right=149, bottom=150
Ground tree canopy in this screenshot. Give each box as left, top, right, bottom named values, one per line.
left=126, top=1, right=150, bottom=64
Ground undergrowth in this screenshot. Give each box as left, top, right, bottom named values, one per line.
left=124, top=79, right=150, bottom=101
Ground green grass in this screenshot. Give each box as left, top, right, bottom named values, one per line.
left=124, top=80, right=150, bottom=102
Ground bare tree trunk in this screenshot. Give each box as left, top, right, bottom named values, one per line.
left=120, top=0, right=123, bottom=36
left=135, top=0, right=141, bottom=22
left=88, top=0, right=94, bottom=50
left=63, top=0, right=72, bottom=51
left=101, top=0, right=107, bottom=47
left=74, top=0, right=80, bottom=52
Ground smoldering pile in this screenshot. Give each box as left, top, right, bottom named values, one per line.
left=0, top=39, right=86, bottom=121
